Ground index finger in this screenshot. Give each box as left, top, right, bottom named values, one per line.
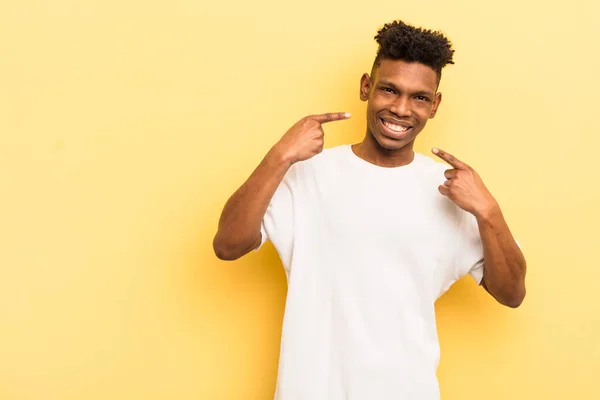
left=309, top=112, right=352, bottom=124
left=432, top=147, right=469, bottom=170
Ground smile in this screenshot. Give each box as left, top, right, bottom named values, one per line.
left=380, top=118, right=413, bottom=138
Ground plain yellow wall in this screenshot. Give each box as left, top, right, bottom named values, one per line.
left=1, top=0, right=599, bottom=399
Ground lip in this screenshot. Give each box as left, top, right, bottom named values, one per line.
left=379, top=118, right=413, bottom=140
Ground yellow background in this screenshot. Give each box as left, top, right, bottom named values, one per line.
left=1, top=0, right=599, bottom=399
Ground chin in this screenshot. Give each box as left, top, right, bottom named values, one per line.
left=374, top=133, right=414, bottom=151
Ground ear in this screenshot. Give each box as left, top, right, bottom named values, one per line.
left=429, top=92, right=442, bottom=118
left=360, top=73, right=371, bottom=101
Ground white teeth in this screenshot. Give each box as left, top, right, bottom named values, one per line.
left=383, top=120, right=410, bottom=132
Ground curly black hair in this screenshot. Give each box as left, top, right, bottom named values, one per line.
left=373, top=20, right=455, bottom=81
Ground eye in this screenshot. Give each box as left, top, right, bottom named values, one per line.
left=380, top=87, right=395, bottom=94
left=415, top=95, right=430, bottom=102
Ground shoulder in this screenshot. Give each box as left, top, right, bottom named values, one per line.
left=307, top=144, right=348, bottom=166
left=413, top=152, right=450, bottom=181
left=288, top=144, right=349, bottom=177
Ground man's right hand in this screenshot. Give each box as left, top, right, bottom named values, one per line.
left=273, top=112, right=351, bottom=164
left=213, top=112, right=350, bottom=261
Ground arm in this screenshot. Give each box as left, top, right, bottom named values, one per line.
left=213, top=112, right=351, bottom=261
left=212, top=148, right=293, bottom=260
left=475, top=203, right=527, bottom=308
left=433, top=148, right=526, bottom=308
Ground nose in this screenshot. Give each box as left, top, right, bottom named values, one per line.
left=389, top=96, right=411, bottom=118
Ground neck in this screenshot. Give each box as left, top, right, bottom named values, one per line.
left=352, top=132, right=415, bottom=168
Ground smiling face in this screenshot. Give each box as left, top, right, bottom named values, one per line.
left=360, top=58, right=442, bottom=157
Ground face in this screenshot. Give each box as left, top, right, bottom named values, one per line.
left=360, top=58, right=442, bottom=152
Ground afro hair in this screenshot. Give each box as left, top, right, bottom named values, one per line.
left=373, top=20, right=455, bottom=80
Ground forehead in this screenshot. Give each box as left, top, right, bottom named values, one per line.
left=374, top=59, right=439, bottom=91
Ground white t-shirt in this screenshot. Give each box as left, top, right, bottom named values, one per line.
left=257, top=144, right=485, bottom=400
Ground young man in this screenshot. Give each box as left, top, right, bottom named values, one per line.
left=213, top=20, right=526, bottom=400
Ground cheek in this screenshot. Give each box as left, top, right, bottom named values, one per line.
left=366, top=101, right=379, bottom=118
left=414, top=105, right=433, bottom=121
left=367, top=97, right=387, bottom=115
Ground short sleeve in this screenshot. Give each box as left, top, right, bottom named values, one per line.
left=455, top=212, right=522, bottom=285
left=253, top=165, right=296, bottom=268
left=455, top=212, right=485, bottom=284
left=256, top=221, right=269, bottom=251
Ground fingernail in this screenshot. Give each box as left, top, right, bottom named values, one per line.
left=432, top=148, right=439, bottom=154
left=344, top=112, right=351, bottom=118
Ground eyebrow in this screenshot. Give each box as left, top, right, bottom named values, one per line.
left=378, top=80, right=435, bottom=98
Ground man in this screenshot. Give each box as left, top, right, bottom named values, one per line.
left=213, top=20, right=526, bottom=400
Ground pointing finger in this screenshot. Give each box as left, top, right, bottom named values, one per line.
left=432, top=148, right=469, bottom=170
left=310, top=112, right=352, bottom=124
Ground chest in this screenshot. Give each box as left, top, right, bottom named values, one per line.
left=292, top=169, right=463, bottom=302
left=303, top=171, right=460, bottom=250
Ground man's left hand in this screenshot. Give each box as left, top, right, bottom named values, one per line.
left=432, top=147, right=498, bottom=219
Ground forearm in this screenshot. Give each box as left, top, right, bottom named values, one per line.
left=476, top=203, right=527, bottom=308
left=213, top=146, right=293, bottom=260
